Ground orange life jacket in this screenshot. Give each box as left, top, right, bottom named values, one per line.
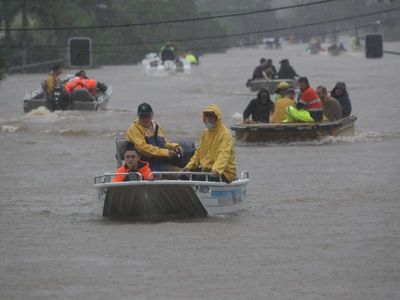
left=65, top=77, right=97, bottom=96
left=112, top=161, right=153, bottom=182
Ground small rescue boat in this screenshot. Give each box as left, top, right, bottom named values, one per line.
left=22, top=74, right=112, bottom=113
left=231, top=116, right=357, bottom=143
left=142, top=53, right=191, bottom=76
left=246, top=78, right=297, bottom=93
left=93, top=138, right=250, bottom=219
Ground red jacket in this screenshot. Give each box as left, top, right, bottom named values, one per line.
left=112, top=160, right=153, bottom=182
left=299, top=86, right=323, bottom=112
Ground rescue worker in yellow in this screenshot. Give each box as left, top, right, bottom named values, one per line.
left=125, top=102, right=183, bottom=171
left=183, top=104, right=236, bottom=183
left=184, top=51, right=198, bottom=65
left=45, top=65, right=62, bottom=98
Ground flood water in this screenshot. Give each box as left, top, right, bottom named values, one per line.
left=1, top=40, right=400, bottom=299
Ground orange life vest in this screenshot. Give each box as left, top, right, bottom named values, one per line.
left=112, top=161, right=153, bottom=182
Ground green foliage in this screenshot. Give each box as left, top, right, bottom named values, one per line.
left=1, top=0, right=229, bottom=70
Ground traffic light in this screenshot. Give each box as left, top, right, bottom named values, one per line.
left=365, top=34, right=383, bottom=59
left=68, top=37, right=92, bottom=67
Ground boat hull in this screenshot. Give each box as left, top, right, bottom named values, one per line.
left=22, top=83, right=112, bottom=113
left=231, top=116, right=357, bottom=143
left=246, top=78, right=297, bottom=93
left=94, top=175, right=249, bottom=219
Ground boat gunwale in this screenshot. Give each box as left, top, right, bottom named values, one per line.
left=231, top=116, right=357, bottom=132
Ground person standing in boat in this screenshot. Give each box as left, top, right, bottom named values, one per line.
left=112, top=144, right=153, bottom=182
left=125, top=102, right=183, bottom=171
left=183, top=104, right=236, bottom=183
left=284, top=77, right=323, bottom=122
left=331, top=82, right=352, bottom=117
left=159, top=42, right=176, bottom=64
left=243, top=88, right=274, bottom=123
left=45, top=65, right=62, bottom=98
left=316, top=85, right=342, bottom=121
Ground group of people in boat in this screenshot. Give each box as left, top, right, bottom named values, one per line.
left=114, top=102, right=236, bottom=183
left=243, top=76, right=352, bottom=123
left=159, top=42, right=199, bottom=66
left=251, top=58, right=299, bottom=80
left=44, top=65, right=107, bottom=109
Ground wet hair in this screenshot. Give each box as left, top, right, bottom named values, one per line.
left=75, top=70, right=87, bottom=78
left=125, top=142, right=138, bottom=155
left=298, top=77, right=309, bottom=85
left=316, top=85, right=327, bottom=94
left=52, top=65, right=61, bottom=72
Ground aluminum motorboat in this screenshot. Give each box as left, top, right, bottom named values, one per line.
left=93, top=138, right=249, bottom=219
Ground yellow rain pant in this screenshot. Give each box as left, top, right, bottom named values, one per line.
left=283, top=106, right=315, bottom=123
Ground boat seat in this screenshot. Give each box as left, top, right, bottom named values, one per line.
left=115, top=137, right=195, bottom=168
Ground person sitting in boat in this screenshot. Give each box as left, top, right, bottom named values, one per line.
left=284, top=77, right=323, bottom=122
left=125, top=102, right=184, bottom=171
left=271, top=88, right=296, bottom=123
left=112, top=144, right=153, bottom=182
left=265, top=59, right=277, bottom=79
left=184, top=51, right=199, bottom=65
left=272, top=80, right=290, bottom=103
left=243, top=88, right=274, bottom=124
left=45, top=65, right=62, bottom=98
left=64, top=70, right=107, bottom=99
left=183, top=104, right=236, bottom=183
left=251, top=58, right=268, bottom=80
left=316, top=85, right=342, bottom=121
left=277, top=59, right=299, bottom=79
left=160, top=43, right=176, bottom=64
left=331, top=82, right=352, bottom=118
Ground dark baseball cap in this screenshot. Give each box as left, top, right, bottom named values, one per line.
left=137, top=103, right=153, bottom=115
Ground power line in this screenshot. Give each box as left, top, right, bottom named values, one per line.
left=5, top=7, right=399, bottom=49
left=5, top=0, right=339, bottom=31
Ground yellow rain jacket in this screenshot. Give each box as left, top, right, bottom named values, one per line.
left=125, top=120, right=178, bottom=158
left=185, top=104, right=237, bottom=182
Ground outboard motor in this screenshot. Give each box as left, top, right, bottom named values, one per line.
left=49, top=86, right=63, bottom=111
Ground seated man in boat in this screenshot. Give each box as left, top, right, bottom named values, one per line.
left=183, top=104, right=236, bottom=183
left=112, top=144, right=153, bottom=182
left=277, top=59, right=299, bottom=80
left=331, top=82, right=352, bottom=118
left=284, top=77, right=323, bottom=122
left=271, top=80, right=289, bottom=102
left=316, top=85, right=342, bottom=121
left=243, top=88, right=274, bottom=124
left=251, top=58, right=268, bottom=80
left=265, top=59, right=277, bottom=80
left=125, top=102, right=184, bottom=171
left=271, top=88, right=296, bottom=123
